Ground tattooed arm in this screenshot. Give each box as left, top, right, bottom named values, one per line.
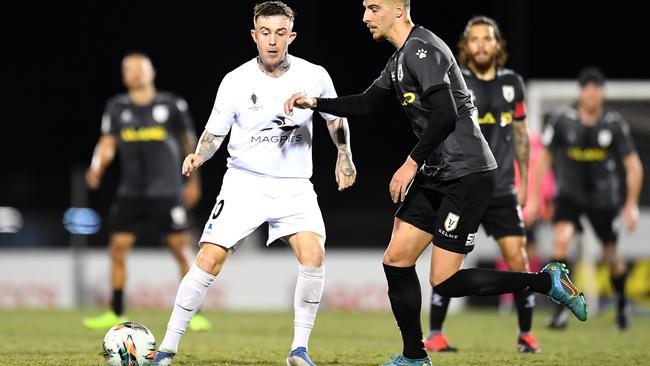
left=326, top=117, right=356, bottom=191
left=513, top=119, right=531, bottom=207
left=182, top=129, right=226, bottom=177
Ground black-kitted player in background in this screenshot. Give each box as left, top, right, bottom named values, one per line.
left=83, top=52, right=211, bottom=332
left=424, top=16, right=540, bottom=354
left=286, top=1, right=587, bottom=365
left=530, top=67, right=644, bottom=330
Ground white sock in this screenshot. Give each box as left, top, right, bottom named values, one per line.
left=291, top=265, right=325, bottom=351
left=159, top=264, right=215, bottom=353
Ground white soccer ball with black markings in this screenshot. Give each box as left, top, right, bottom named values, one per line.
left=102, top=322, right=156, bottom=366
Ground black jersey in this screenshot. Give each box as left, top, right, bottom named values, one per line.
left=461, top=66, right=527, bottom=197
left=543, top=106, right=636, bottom=208
left=101, top=92, right=195, bottom=198
left=373, top=26, right=496, bottom=183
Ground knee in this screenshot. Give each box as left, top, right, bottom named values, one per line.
left=299, top=245, right=324, bottom=267
left=109, top=243, right=128, bottom=262
left=503, top=249, right=527, bottom=272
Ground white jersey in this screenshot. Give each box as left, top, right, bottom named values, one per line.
left=205, top=55, right=338, bottom=178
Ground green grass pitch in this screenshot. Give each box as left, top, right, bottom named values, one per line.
left=1, top=308, right=648, bottom=365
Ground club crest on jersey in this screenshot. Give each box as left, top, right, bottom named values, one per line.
left=248, top=92, right=263, bottom=110
left=598, top=129, right=613, bottom=147
left=416, top=48, right=427, bottom=59
left=502, top=85, right=515, bottom=102
left=444, top=212, right=460, bottom=232
left=120, top=109, right=133, bottom=123
left=153, top=105, right=169, bottom=123
left=397, top=64, right=404, bottom=81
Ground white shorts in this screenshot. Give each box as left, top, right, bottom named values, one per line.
left=199, top=168, right=326, bottom=249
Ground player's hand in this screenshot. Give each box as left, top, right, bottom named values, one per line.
left=182, top=154, right=204, bottom=177
left=182, top=179, right=201, bottom=209
left=285, top=93, right=316, bottom=115
left=335, top=150, right=356, bottom=191
left=389, top=156, right=418, bottom=203
left=86, top=168, right=102, bottom=190
left=517, top=183, right=528, bottom=208
left=524, top=198, right=539, bottom=226
left=622, top=202, right=639, bottom=231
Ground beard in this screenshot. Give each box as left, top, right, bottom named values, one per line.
left=470, top=53, right=496, bottom=73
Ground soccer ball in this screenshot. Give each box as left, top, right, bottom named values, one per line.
left=102, top=322, right=156, bottom=366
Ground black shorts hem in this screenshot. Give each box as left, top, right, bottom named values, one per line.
left=432, top=239, right=473, bottom=254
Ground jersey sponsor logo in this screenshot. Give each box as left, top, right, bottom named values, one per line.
left=465, top=232, right=476, bottom=246
left=416, top=48, right=427, bottom=59
left=444, top=212, right=460, bottom=232
left=251, top=135, right=303, bottom=144
left=566, top=147, right=608, bottom=161
left=397, top=63, right=404, bottom=81
left=153, top=105, right=170, bottom=123
left=598, top=129, right=613, bottom=147
left=502, top=85, right=515, bottom=102
left=120, top=126, right=167, bottom=142
left=401, top=92, right=416, bottom=106
left=248, top=93, right=263, bottom=111
left=260, top=115, right=300, bottom=131
left=477, top=112, right=513, bottom=126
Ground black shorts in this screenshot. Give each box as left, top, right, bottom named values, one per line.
left=482, top=194, right=526, bottom=239
left=108, top=196, right=189, bottom=234
left=553, top=196, right=619, bottom=244
left=396, top=170, right=496, bottom=254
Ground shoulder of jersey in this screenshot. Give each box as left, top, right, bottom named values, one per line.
left=155, top=91, right=180, bottom=103
left=460, top=64, right=473, bottom=77
left=603, top=109, right=623, bottom=124
left=108, top=93, right=131, bottom=108
left=496, top=67, right=523, bottom=81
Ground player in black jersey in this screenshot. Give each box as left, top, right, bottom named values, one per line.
left=424, top=16, right=540, bottom=354
left=531, top=67, right=644, bottom=330
left=286, top=1, right=586, bottom=365
left=83, top=53, right=211, bottom=332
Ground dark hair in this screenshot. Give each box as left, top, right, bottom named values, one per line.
left=121, top=51, right=152, bottom=66
left=253, top=1, right=295, bottom=25
left=578, top=67, right=606, bottom=87
left=457, top=15, right=508, bottom=67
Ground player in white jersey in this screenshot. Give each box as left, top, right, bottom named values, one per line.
left=153, top=2, right=356, bottom=366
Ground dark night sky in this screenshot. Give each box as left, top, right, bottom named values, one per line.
left=3, top=0, right=650, bottom=247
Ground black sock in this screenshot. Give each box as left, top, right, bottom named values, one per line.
left=514, top=290, right=535, bottom=333
left=112, top=289, right=124, bottom=316
left=434, top=268, right=551, bottom=297
left=429, top=289, right=450, bottom=336
left=611, top=272, right=628, bottom=317
left=383, top=264, right=427, bottom=360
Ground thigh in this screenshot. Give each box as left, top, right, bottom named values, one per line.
left=199, top=170, right=265, bottom=249
left=395, top=179, right=442, bottom=236
left=432, top=171, right=495, bottom=254
left=383, top=218, right=434, bottom=267
left=481, top=194, right=525, bottom=239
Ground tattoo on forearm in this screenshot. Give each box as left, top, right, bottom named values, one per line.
left=194, top=131, right=225, bottom=162
left=513, top=123, right=530, bottom=182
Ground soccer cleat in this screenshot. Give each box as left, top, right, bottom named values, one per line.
left=82, top=310, right=128, bottom=330
left=541, top=262, right=587, bottom=321
left=423, top=334, right=458, bottom=352
left=188, top=313, right=212, bottom=332
left=381, top=354, right=432, bottom=366
left=153, top=350, right=175, bottom=366
left=286, top=347, right=316, bottom=366
left=517, top=333, right=541, bottom=353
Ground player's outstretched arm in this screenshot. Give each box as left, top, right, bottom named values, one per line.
left=285, top=84, right=392, bottom=117
left=326, top=117, right=356, bottom=191
left=285, top=93, right=316, bottom=114
left=86, top=135, right=117, bottom=190
left=182, top=130, right=225, bottom=177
